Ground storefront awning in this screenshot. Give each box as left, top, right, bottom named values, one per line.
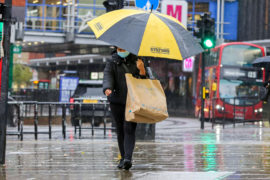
left=29, top=54, right=111, bottom=67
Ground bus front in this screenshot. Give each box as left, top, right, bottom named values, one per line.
left=216, top=43, right=265, bottom=121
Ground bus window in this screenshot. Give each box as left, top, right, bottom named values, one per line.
left=219, top=79, right=259, bottom=105
left=221, top=45, right=263, bottom=66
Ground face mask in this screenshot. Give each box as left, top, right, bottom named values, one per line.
left=117, top=51, right=130, bottom=58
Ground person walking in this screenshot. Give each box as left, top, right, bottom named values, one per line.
left=103, top=47, right=146, bottom=170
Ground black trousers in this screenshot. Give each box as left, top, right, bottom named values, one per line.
left=110, top=103, right=137, bottom=160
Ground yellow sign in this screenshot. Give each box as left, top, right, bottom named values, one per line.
left=212, top=82, right=217, bottom=91
left=83, top=99, right=98, bottom=104
left=203, top=87, right=206, bottom=99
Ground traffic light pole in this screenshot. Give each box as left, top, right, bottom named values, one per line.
left=0, top=0, right=12, bottom=164
left=200, top=17, right=206, bottom=130
left=200, top=51, right=205, bottom=129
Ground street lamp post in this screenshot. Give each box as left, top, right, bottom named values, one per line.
left=0, top=0, right=12, bottom=164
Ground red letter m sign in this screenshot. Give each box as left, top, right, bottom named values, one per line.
left=166, top=5, right=182, bottom=22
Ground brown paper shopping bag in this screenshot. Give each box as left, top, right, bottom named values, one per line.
left=125, top=74, right=169, bottom=123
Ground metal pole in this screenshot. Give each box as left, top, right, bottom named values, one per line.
left=48, top=104, right=52, bottom=139
left=103, top=103, right=107, bottom=137
left=200, top=52, right=206, bottom=129
left=92, top=104, right=95, bottom=136
left=221, top=0, right=225, bottom=41
left=192, top=0, right=195, bottom=31
left=0, top=0, right=12, bottom=164
left=71, top=0, right=75, bottom=34
left=233, top=97, right=236, bottom=128
left=67, top=0, right=70, bottom=32
left=62, top=104, right=66, bottom=139
left=19, top=103, right=23, bottom=141
left=79, top=103, right=81, bottom=138
left=34, top=103, right=38, bottom=140
left=217, top=0, right=220, bottom=39
left=17, top=104, right=20, bottom=139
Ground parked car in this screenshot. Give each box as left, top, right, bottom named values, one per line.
left=70, top=80, right=110, bottom=127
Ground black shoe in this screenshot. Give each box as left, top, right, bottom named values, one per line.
left=117, top=159, right=124, bottom=169
left=123, top=159, right=132, bottom=170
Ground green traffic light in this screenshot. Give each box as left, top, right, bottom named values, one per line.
left=203, top=39, right=214, bottom=48
left=202, top=37, right=215, bottom=49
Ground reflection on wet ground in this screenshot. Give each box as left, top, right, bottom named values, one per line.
left=2, top=118, right=270, bottom=179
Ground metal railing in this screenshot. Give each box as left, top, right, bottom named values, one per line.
left=7, top=101, right=112, bottom=140
left=10, top=89, right=73, bottom=102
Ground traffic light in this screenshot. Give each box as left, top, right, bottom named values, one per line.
left=202, top=14, right=215, bottom=49
left=194, top=13, right=216, bottom=49
left=103, top=0, right=124, bottom=12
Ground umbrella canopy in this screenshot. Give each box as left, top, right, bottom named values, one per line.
left=87, top=8, right=203, bottom=61
left=252, top=56, right=270, bottom=65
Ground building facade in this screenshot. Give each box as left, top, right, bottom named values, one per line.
left=5, top=0, right=270, bottom=116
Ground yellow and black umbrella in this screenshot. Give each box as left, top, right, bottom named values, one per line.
left=88, top=8, right=203, bottom=61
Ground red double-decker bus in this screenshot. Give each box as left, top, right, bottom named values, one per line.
left=195, top=42, right=266, bottom=122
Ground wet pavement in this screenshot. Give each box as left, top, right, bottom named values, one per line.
left=2, top=117, right=270, bottom=179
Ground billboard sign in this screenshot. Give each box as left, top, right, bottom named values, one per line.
left=59, top=77, right=79, bottom=102
left=161, top=0, right=188, bottom=28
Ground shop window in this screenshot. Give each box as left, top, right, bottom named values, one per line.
left=95, top=9, right=106, bottom=16
left=45, top=6, right=60, bottom=17
left=27, top=6, right=43, bottom=17
left=28, top=0, right=43, bottom=4
left=26, top=18, right=43, bottom=29
left=95, top=0, right=104, bottom=5
left=98, top=72, right=104, bottom=80
left=34, top=20, right=42, bottom=29
left=45, top=0, right=62, bottom=5
left=188, top=2, right=209, bottom=12
left=26, top=19, right=33, bottom=29
left=25, top=0, right=106, bottom=33
left=62, top=0, right=68, bottom=5
left=78, top=8, right=92, bottom=16
left=78, top=0, right=94, bottom=4
left=45, top=20, right=60, bottom=30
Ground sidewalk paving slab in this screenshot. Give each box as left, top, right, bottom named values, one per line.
left=2, top=117, right=270, bottom=180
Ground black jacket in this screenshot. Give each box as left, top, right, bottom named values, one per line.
left=103, top=53, right=141, bottom=105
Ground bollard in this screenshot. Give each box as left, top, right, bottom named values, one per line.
left=243, top=101, right=246, bottom=125
left=252, top=103, right=255, bottom=121
left=48, top=104, right=52, bottom=139
left=17, top=104, right=21, bottom=140
left=79, top=103, right=82, bottom=138
left=233, top=98, right=236, bottom=128
left=103, top=103, right=107, bottom=137
left=40, top=103, right=43, bottom=117
left=62, top=104, right=66, bottom=139
left=34, top=103, right=38, bottom=140
left=211, top=99, right=215, bottom=129
left=17, top=103, right=23, bottom=141
left=91, top=104, right=95, bottom=136
left=222, top=99, right=225, bottom=129
left=19, top=103, right=24, bottom=141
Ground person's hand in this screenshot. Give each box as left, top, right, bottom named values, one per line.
left=105, top=89, right=112, bottom=96
left=137, top=59, right=146, bottom=76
